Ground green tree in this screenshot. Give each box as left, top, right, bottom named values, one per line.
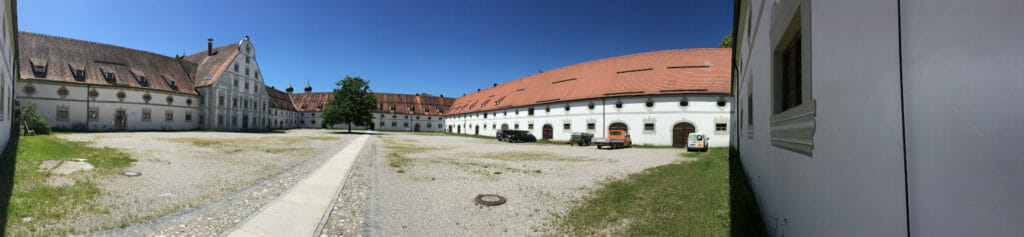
left=19, top=102, right=51, bottom=135
left=720, top=31, right=734, bottom=48
left=322, top=76, right=377, bottom=133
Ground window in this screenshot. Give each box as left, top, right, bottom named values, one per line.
left=545, top=106, right=550, bottom=113
left=88, top=108, right=99, bottom=121
left=33, top=65, right=45, bottom=74
left=644, top=123, right=655, bottom=131
left=780, top=34, right=802, bottom=111
left=587, top=123, right=595, bottom=130
left=392, top=122, right=397, bottom=127
left=680, top=100, right=689, bottom=107
left=218, top=96, right=225, bottom=106
left=246, top=57, right=250, bottom=64
left=528, top=108, right=534, bottom=116
left=563, top=123, right=570, bottom=130
left=136, top=76, right=148, bottom=85
left=185, top=112, right=192, bottom=121
left=245, top=68, right=250, bottom=76
left=56, top=108, right=69, bottom=121
left=514, top=124, right=519, bottom=129
left=218, top=115, right=224, bottom=125
left=166, top=111, right=174, bottom=121
left=615, top=100, right=623, bottom=108
left=234, top=64, right=239, bottom=72
left=72, top=69, right=85, bottom=80
left=716, top=123, right=728, bottom=131
left=564, top=104, right=570, bottom=111
left=588, top=102, right=595, bottom=110
left=380, top=121, right=385, bottom=126
left=403, top=122, right=408, bottom=127
left=768, top=4, right=814, bottom=155
left=645, top=99, right=654, bottom=108
left=142, top=110, right=152, bottom=121
left=380, top=114, right=384, bottom=118
left=392, top=115, right=396, bottom=118
left=528, top=124, right=534, bottom=129
left=104, top=72, right=116, bottom=80
left=717, top=101, right=727, bottom=107
left=233, top=98, right=238, bottom=107
left=245, top=82, right=249, bottom=90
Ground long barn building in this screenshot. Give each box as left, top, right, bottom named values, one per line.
left=444, top=49, right=732, bottom=147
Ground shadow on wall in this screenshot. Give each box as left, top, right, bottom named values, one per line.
left=0, top=102, right=22, bottom=234
left=729, top=147, right=767, bottom=236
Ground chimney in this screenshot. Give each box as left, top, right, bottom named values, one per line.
left=493, top=83, right=497, bottom=87
left=208, top=38, right=214, bottom=56
left=477, top=88, right=481, bottom=92
left=440, top=94, right=444, bottom=98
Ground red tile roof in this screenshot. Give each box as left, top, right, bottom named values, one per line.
left=182, top=42, right=240, bottom=88
left=266, top=86, right=297, bottom=111
left=290, top=92, right=333, bottom=112
left=288, top=92, right=455, bottom=115
left=447, top=48, right=732, bottom=115
left=18, top=32, right=199, bottom=94
left=375, top=92, right=455, bottom=116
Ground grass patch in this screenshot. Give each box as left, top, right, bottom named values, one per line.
left=555, top=147, right=765, bottom=236
left=162, top=136, right=339, bottom=152
left=381, top=138, right=446, bottom=172
left=6, top=135, right=136, bottom=236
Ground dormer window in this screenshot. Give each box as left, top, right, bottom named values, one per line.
left=163, top=76, right=177, bottom=88
left=72, top=69, right=85, bottom=80
left=136, top=76, right=148, bottom=86
left=33, top=65, right=46, bottom=74
left=409, top=107, right=415, bottom=112
left=104, top=72, right=116, bottom=80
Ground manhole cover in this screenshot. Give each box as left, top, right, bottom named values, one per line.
left=122, top=171, right=142, bottom=177
left=474, top=194, right=506, bottom=206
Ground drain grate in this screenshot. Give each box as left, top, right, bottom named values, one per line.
left=122, top=171, right=142, bottom=177
left=474, top=194, right=506, bottom=206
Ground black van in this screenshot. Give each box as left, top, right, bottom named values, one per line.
left=496, top=129, right=536, bottom=143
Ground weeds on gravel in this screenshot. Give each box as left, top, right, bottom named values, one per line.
left=163, top=136, right=338, bottom=152
left=7, top=135, right=135, bottom=236
left=382, top=138, right=442, bottom=172
left=554, top=148, right=766, bottom=236
left=478, top=151, right=588, bottom=162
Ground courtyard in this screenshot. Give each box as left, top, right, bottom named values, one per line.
left=6, top=130, right=760, bottom=236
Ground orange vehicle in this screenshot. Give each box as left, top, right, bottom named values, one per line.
left=592, top=130, right=632, bottom=149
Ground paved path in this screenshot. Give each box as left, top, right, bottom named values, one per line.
left=227, top=135, right=369, bottom=237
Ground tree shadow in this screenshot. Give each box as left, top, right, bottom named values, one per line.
left=729, top=147, right=767, bottom=236
left=0, top=103, right=23, bottom=234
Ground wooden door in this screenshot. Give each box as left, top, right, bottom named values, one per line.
left=673, top=123, right=696, bottom=147
left=414, top=123, right=421, bottom=132
left=475, top=125, right=479, bottom=135
left=115, top=111, right=126, bottom=130
left=242, top=115, right=249, bottom=129
left=542, top=124, right=553, bottom=140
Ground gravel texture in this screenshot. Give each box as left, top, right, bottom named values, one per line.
left=50, top=129, right=354, bottom=235
left=321, top=133, right=691, bottom=236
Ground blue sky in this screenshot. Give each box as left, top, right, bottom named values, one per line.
left=18, top=0, right=733, bottom=97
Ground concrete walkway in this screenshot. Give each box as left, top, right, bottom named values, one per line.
left=227, top=135, right=369, bottom=237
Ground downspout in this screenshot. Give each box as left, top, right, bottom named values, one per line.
left=732, top=0, right=741, bottom=151
left=86, top=84, right=90, bottom=130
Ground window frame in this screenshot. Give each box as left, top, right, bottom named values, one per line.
left=768, top=2, right=816, bottom=155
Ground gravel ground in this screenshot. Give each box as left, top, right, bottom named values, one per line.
left=50, top=129, right=354, bottom=235
left=321, top=133, right=692, bottom=236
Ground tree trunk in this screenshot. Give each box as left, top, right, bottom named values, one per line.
left=347, top=122, right=352, bottom=133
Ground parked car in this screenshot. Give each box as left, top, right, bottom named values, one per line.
left=570, top=132, right=594, bottom=146
left=686, top=133, right=710, bottom=152
left=593, top=130, right=631, bottom=149
left=497, top=129, right=536, bottom=143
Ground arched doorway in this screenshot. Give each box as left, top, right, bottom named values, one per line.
left=414, top=123, right=421, bottom=132
left=673, top=122, right=696, bottom=147
left=609, top=122, right=628, bottom=133
left=542, top=124, right=553, bottom=140
left=458, top=125, right=462, bottom=134
left=475, top=125, right=479, bottom=135
left=449, top=125, right=453, bottom=132
left=501, top=123, right=509, bottom=130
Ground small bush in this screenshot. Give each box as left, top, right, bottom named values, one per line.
left=19, top=103, right=51, bottom=135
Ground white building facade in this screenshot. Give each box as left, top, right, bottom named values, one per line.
left=733, top=0, right=1024, bottom=235
left=445, top=49, right=732, bottom=147
left=187, top=37, right=270, bottom=131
